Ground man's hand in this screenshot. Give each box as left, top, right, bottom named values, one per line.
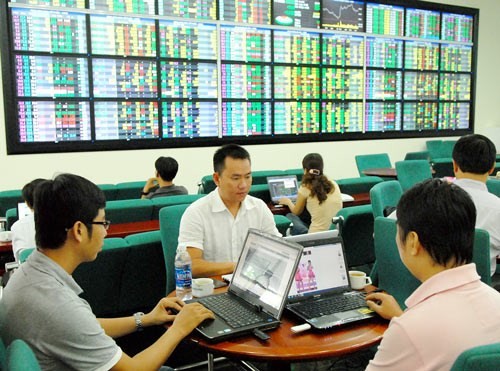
left=169, top=303, right=215, bottom=338
left=143, top=297, right=185, bottom=327
left=365, top=292, right=404, bottom=320
left=143, top=177, right=158, bottom=194
left=279, top=197, right=292, bottom=207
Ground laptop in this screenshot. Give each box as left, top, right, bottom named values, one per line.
left=285, top=231, right=376, bottom=330
left=17, top=202, right=32, bottom=220
left=189, top=228, right=303, bottom=342
left=267, top=175, right=299, bottom=204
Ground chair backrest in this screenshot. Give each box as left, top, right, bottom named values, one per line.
left=369, top=180, right=403, bottom=219
left=0, top=190, right=23, bottom=218
left=159, top=204, right=191, bottom=294
left=395, top=160, right=433, bottom=192
left=248, top=184, right=271, bottom=204
left=441, top=140, right=457, bottom=158
left=5, top=207, right=18, bottom=230
left=0, top=337, right=7, bottom=370
left=97, top=183, right=118, bottom=201
left=151, top=194, right=205, bottom=219
left=355, top=153, right=391, bottom=177
left=451, top=342, right=500, bottom=371
left=486, top=178, right=500, bottom=197
left=6, top=339, right=41, bottom=371
left=473, top=228, right=491, bottom=286
left=273, top=214, right=292, bottom=236
left=114, top=181, right=147, bottom=200
left=335, top=204, right=375, bottom=269
left=198, top=175, right=216, bottom=194
left=426, top=139, right=445, bottom=160
left=284, top=168, right=304, bottom=182
left=404, top=151, right=430, bottom=161
left=105, top=199, right=153, bottom=224
left=336, top=176, right=384, bottom=195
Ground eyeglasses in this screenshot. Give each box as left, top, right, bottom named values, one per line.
left=90, top=220, right=111, bottom=230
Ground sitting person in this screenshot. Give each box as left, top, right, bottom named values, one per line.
left=365, top=178, right=500, bottom=370
left=0, top=173, right=213, bottom=370
left=11, top=178, right=45, bottom=262
left=178, top=144, right=280, bottom=277
left=142, top=156, right=188, bottom=199
left=279, top=153, right=342, bottom=235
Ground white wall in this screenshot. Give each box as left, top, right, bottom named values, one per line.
left=0, top=0, right=498, bottom=193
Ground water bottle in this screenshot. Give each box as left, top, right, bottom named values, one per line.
left=175, top=243, right=193, bottom=301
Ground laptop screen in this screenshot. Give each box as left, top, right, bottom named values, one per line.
left=287, top=236, right=350, bottom=300
left=17, top=202, right=32, bottom=220
left=230, top=229, right=302, bottom=317
left=267, top=175, right=299, bottom=203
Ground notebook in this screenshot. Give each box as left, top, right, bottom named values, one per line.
left=285, top=232, right=375, bottom=330
left=189, top=228, right=303, bottom=342
left=267, top=175, right=299, bottom=204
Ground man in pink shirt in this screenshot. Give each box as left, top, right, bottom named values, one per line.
left=365, top=178, right=500, bottom=370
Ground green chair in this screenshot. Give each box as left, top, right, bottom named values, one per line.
left=0, top=190, right=23, bottom=217
left=19, top=248, right=34, bottom=263
left=395, top=160, right=433, bottom=192
left=284, top=168, right=304, bottom=182
left=404, top=151, right=430, bottom=161
left=451, top=342, right=500, bottom=371
left=426, top=140, right=445, bottom=161
left=151, top=194, right=205, bottom=219
left=432, top=158, right=455, bottom=178
left=6, top=339, right=41, bottom=371
left=369, top=180, right=403, bottom=219
left=355, top=154, right=392, bottom=178
left=473, top=229, right=491, bottom=286
left=122, top=231, right=165, bottom=314
left=441, top=140, right=457, bottom=158
left=5, top=208, right=18, bottom=230
left=336, top=176, right=384, bottom=195
left=370, top=217, right=420, bottom=309
left=1, top=338, right=6, bottom=370
left=335, top=204, right=375, bottom=270
left=486, top=178, right=500, bottom=197
left=197, top=175, right=216, bottom=194
left=73, top=238, right=130, bottom=317
left=251, top=170, right=285, bottom=185
left=114, top=181, right=147, bottom=200
left=273, top=214, right=292, bottom=236
left=97, top=184, right=117, bottom=201
left=105, top=199, right=153, bottom=224
left=159, top=204, right=191, bottom=295
left=249, top=184, right=271, bottom=204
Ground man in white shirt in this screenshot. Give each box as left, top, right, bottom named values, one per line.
left=452, top=134, right=500, bottom=276
left=179, top=144, right=280, bottom=277
left=11, top=178, right=45, bottom=262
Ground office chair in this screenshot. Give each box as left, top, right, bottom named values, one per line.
left=0, top=338, right=6, bottom=370
left=355, top=153, right=392, bottom=178
left=404, top=151, right=430, bottom=161
left=451, top=342, right=500, bottom=371
left=6, top=339, right=41, bottom=371
left=395, top=160, right=433, bottom=192
left=486, top=178, right=500, bottom=197
left=369, top=180, right=403, bottom=219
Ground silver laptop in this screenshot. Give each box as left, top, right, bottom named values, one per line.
left=285, top=232, right=375, bottom=329
left=189, top=229, right=303, bottom=342
left=267, top=175, right=299, bottom=204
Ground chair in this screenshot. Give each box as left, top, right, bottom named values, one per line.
left=336, top=176, right=384, bottom=195
left=395, top=160, right=433, bottom=192
left=273, top=214, right=292, bottom=236
left=114, top=181, right=147, bottom=200
left=426, top=140, right=445, bottom=161
left=473, top=229, right=491, bottom=286
left=105, top=199, right=153, bottom=224
left=486, top=178, right=500, bottom=197
left=451, top=342, right=500, bottom=371
left=369, top=180, right=403, bottom=219
left=159, top=204, right=191, bottom=295
left=1, top=337, right=6, bottom=370
left=355, top=153, right=392, bottom=178
left=19, top=248, right=34, bottom=263
left=197, top=175, right=216, bottom=194
left=404, top=151, right=430, bottom=161
left=6, top=339, right=41, bottom=371
left=335, top=205, right=375, bottom=270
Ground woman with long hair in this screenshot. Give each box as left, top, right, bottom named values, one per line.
left=279, top=153, right=342, bottom=235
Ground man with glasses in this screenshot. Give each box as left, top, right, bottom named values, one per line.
left=0, top=173, right=213, bottom=370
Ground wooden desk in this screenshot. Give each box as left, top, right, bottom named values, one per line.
left=0, top=240, right=14, bottom=276
left=174, top=282, right=387, bottom=370
left=106, top=220, right=159, bottom=238
left=362, top=168, right=397, bottom=178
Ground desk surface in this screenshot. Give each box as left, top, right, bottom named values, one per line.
left=173, top=282, right=387, bottom=363
left=362, top=168, right=397, bottom=178
left=106, top=220, right=159, bottom=238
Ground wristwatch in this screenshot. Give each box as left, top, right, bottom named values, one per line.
left=133, top=312, right=144, bottom=332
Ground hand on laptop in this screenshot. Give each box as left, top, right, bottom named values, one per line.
left=170, top=303, right=215, bottom=337
left=279, top=197, right=293, bottom=207
left=365, top=292, right=403, bottom=320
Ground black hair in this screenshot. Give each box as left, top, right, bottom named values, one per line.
left=452, top=134, right=496, bottom=174
left=155, top=156, right=179, bottom=181
left=301, top=153, right=334, bottom=204
left=22, top=178, right=46, bottom=208
left=213, top=144, right=251, bottom=174
left=34, top=173, right=106, bottom=249
left=396, top=178, right=476, bottom=267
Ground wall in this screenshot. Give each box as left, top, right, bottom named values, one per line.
left=0, top=0, right=498, bottom=193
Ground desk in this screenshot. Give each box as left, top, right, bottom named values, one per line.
left=0, top=240, right=14, bottom=276
left=362, top=168, right=397, bottom=179
left=106, top=220, right=159, bottom=238
left=172, top=282, right=387, bottom=370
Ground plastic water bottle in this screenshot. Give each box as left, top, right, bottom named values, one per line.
left=175, top=244, right=192, bottom=301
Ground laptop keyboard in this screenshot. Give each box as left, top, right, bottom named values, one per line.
left=293, top=294, right=367, bottom=319
left=197, top=293, right=264, bottom=328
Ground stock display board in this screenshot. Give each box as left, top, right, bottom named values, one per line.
left=1, top=0, right=477, bottom=153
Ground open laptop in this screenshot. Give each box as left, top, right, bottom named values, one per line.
left=267, top=175, right=299, bottom=204
left=189, top=228, right=303, bottom=342
left=285, top=231, right=376, bottom=330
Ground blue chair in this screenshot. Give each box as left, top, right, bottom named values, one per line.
left=451, top=342, right=500, bottom=371
left=355, top=154, right=392, bottom=178
left=369, top=180, right=402, bottom=219
left=6, top=339, right=41, bottom=371
left=395, top=160, right=433, bottom=192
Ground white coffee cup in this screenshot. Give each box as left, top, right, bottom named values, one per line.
left=349, top=270, right=372, bottom=290
left=0, top=231, right=12, bottom=242
left=192, top=278, right=214, bottom=297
